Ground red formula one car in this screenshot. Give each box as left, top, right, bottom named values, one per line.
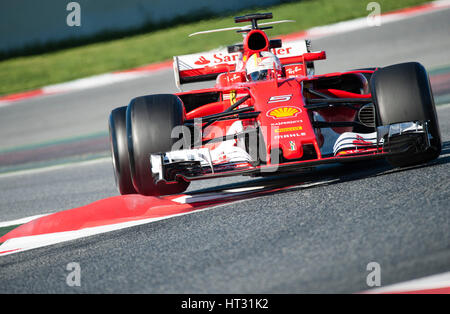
left=109, top=13, right=441, bottom=196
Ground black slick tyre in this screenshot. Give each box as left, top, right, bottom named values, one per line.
left=126, top=94, right=190, bottom=196
left=370, top=62, right=441, bottom=167
left=109, top=106, right=137, bottom=195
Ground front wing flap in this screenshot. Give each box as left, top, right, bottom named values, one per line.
left=150, top=121, right=431, bottom=183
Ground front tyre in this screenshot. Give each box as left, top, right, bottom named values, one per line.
left=127, top=94, right=190, bottom=196
left=370, top=62, right=441, bottom=167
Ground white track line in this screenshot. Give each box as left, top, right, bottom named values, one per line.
left=302, top=0, right=450, bottom=40
left=437, top=103, right=450, bottom=110
left=0, top=157, right=110, bottom=179
left=0, top=214, right=50, bottom=228
left=42, top=71, right=152, bottom=95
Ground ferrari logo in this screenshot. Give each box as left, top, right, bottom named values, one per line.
left=229, top=90, right=236, bottom=105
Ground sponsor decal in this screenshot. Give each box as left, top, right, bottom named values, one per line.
left=285, top=66, right=304, bottom=76
left=266, top=106, right=302, bottom=119
left=274, top=126, right=303, bottom=133
left=336, top=148, right=378, bottom=156
left=274, top=132, right=306, bottom=140
left=272, top=47, right=293, bottom=56
left=228, top=73, right=242, bottom=83
left=194, top=56, right=210, bottom=65
left=353, top=134, right=374, bottom=145
left=213, top=52, right=240, bottom=64
left=267, top=94, right=293, bottom=103
left=179, top=41, right=308, bottom=71
left=223, top=92, right=247, bottom=100
left=289, top=141, right=296, bottom=151
left=271, top=119, right=303, bottom=126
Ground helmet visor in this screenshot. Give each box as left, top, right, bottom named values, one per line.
left=248, top=70, right=269, bottom=81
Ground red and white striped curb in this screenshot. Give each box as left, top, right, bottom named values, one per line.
left=0, top=186, right=267, bottom=256
left=0, top=60, right=172, bottom=105
left=279, top=0, right=450, bottom=42
left=0, top=0, right=449, bottom=106
left=363, top=272, right=450, bottom=294
left=0, top=177, right=337, bottom=256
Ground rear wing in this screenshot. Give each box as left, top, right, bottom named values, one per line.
left=173, top=40, right=325, bottom=89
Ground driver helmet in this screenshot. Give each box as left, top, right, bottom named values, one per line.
left=245, top=51, right=282, bottom=81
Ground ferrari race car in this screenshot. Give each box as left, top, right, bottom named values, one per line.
left=109, top=13, right=441, bottom=196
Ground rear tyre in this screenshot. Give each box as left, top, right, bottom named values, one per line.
left=127, top=94, right=190, bottom=196
left=109, top=106, right=137, bottom=195
left=370, top=62, right=441, bottom=167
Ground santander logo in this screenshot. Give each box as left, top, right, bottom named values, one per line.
left=189, top=43, right=300, bottom=68
left=194, top=56, right=210, bottom=65
left=353, top=135, right=372, bottom=145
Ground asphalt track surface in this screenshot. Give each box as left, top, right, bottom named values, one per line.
left=0, top=8, right=449, bottom=293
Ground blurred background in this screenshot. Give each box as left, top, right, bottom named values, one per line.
left=1, top=0, right=446, bottom=95
left=0, top=0, right=283, bottom=55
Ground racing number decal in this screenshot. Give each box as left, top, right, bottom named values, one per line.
left=267, top=94, right=292, bottom=103
left=267, top=94, right=300, bottom=119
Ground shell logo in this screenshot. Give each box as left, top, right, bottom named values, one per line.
left=267, top=106, right=302, bottom=119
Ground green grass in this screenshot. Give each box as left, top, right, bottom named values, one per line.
left=0, top=0, right=432, bottom=96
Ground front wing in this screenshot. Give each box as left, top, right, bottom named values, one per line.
left=150, top=121, right=431, bottom=182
